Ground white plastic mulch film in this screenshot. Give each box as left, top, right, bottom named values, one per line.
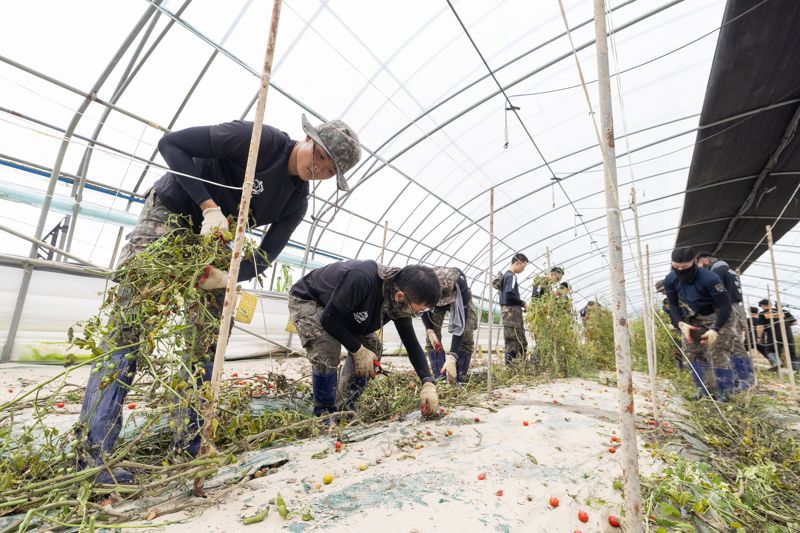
left=1, top=0, right=798, bottom=345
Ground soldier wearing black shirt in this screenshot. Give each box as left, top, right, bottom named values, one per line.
left=500, top=253, right=529, bottom=364
left=664, top=247, right=735, bottom=400
left=289, top=261, right=441, bottom=418
left=757, top=299, right=798, bottom=372
left=78, top=117, right=361, bottom=484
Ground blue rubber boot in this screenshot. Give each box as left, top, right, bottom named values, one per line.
left=688, top=361, right=711, bottom=399
left=730, top=355, right=754, bottom=390
left=714, top=367, right=736, bottom=402
left=312, top=370, right=338, bottom=417
left=78, top=347, right=138, bottom=484
left=456, top=351, right=472, bottom=383
left=428, top=351, right=445, bottom=379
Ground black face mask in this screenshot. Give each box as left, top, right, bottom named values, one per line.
left=674, top=265, right=698, bottom=284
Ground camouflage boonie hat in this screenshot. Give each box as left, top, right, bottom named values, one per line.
left=301, top=114, right=361, bottom=192
left=432, top=266, right=461, bottom=307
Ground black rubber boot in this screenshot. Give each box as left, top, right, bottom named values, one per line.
left=456, top=351, right=472, bottom=383
left=340, top=376, right=369, bottom=413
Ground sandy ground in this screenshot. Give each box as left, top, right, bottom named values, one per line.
left=1, top=358, right=668, bottom=532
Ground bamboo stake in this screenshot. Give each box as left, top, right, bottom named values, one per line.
left=545, top=246, right=551, bottom=271
left=736, top=268, right=756, bottom=386
left=766, top=225, right=798, bottom=397
left=767, top=285, right=782, bottom=373
left=594, top=1, right=645, bottom=528
left=380, top=220, right=388, bottom=264
left=193, top=0, right=283, bottom=496
left=645, top=244, right=658, bottom=379
left=488, top=187, right=494, bottom=393
left=631, top=189, right=658, bottom=422
left=744, top=295, right=759, bottom=387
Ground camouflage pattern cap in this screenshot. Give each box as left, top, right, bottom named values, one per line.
left=301, top=114, right=361, bottom=191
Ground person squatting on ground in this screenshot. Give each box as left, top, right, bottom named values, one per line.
left=664, top=246, right=735, bottom=401
left=499, top=253, right=529, bottom=364
left=422, top=267, right=478, bottom=384
left=288, top=261, right=442, bottom=418
left=695, top=252, right=754, bottom=389
left=757, top=299, right=799, bottom=372
left=77, top=116, right=361, bottom=484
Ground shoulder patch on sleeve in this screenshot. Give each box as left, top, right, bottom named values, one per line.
left=714, top=283, right=726, bottom=293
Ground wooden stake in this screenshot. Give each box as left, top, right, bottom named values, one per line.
left=766, top=225, right=797, bottom=396
left=488, top=187, right=494, bottom=393
left=766, top=285, right=782, bottom=373
left=645, top=244, right=658, bottom=379
left=631, top=189, right=659, bottom=422
left=744, top=295, right=759, bottom=387
left=594, top=1, right=645, bottom=528
left=193, top=0, right=283, bottom=496
left=380, top=220, right=388, bottom=264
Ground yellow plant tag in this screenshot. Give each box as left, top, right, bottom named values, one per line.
left=234, top=291, right=257, bottom=324
left=285, top=317, right=298, bottom=333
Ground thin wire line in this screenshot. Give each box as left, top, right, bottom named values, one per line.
left=510, top=0, right=773, bottom=99
left=446, top=0, right=610, bottom=270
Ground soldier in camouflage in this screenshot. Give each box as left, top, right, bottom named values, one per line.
left=289, top=261, right=442, bottom=419
left=77, top=116, right=361, bottom=484
left=422, top=267, right=478, bottom=383
left=664, top=247, right=736, bottom=401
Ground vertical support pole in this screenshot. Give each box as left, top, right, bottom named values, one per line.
left=380, top=221, right=388, bottom=264
left=645, top=244, right=658, bottom=380
left=766, top=225, right=798, bottom=396
left=487, top=188, right=495, bottom=393
left=744, top=295, right=759, bottom=387
left=630, top=189, right=658, bottom=422
left=194, top=0, right=283, bottom=496
left=594, top=1, right=644, bottom=529
left=474, top=270, right=489, bottom=359
left=766, top=285, right=782, bottom=372
left=545, top=246, right=551, bottom=271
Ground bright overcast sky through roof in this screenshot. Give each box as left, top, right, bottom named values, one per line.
left=1, top=0, right=798, bottom=315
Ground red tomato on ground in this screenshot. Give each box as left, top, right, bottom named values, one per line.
left=549, top=496, right=559, bottom=507
left=578, top=511, right=589, bottom=523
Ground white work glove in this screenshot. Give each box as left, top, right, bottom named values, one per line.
left=419, top=381, right=439, bottom=417
left=426, top=329, right=443, bottom=352
left=700, top=328, right=718, bottom=345
left=678, top=321, right=696, bottom=342
left=201, top=207, right=229, bottom=237
left=198, top=265, right=229, bottom=290
left=353, top=345, right=378, bottom=378
left=442, top=352, right=458, bottom=384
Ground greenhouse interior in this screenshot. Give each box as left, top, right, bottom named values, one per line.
left=1, top=0, right=800, bottom=531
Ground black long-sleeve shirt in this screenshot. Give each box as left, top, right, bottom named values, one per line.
left=291, top=260, right=432, bottom=381
left=499, top=270, right=523, bottom=306
left=664, top=268, right=731, bottom=331
left=153, top=121, right=307, bottom=281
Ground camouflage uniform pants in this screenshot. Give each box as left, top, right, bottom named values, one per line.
left=423, top=302, right=478, bottom=355
left=287, top=295, right=382, bottom=405
left=684, top=312, right=733, bottom=369
left=502, top=305, right=528, bottom=358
